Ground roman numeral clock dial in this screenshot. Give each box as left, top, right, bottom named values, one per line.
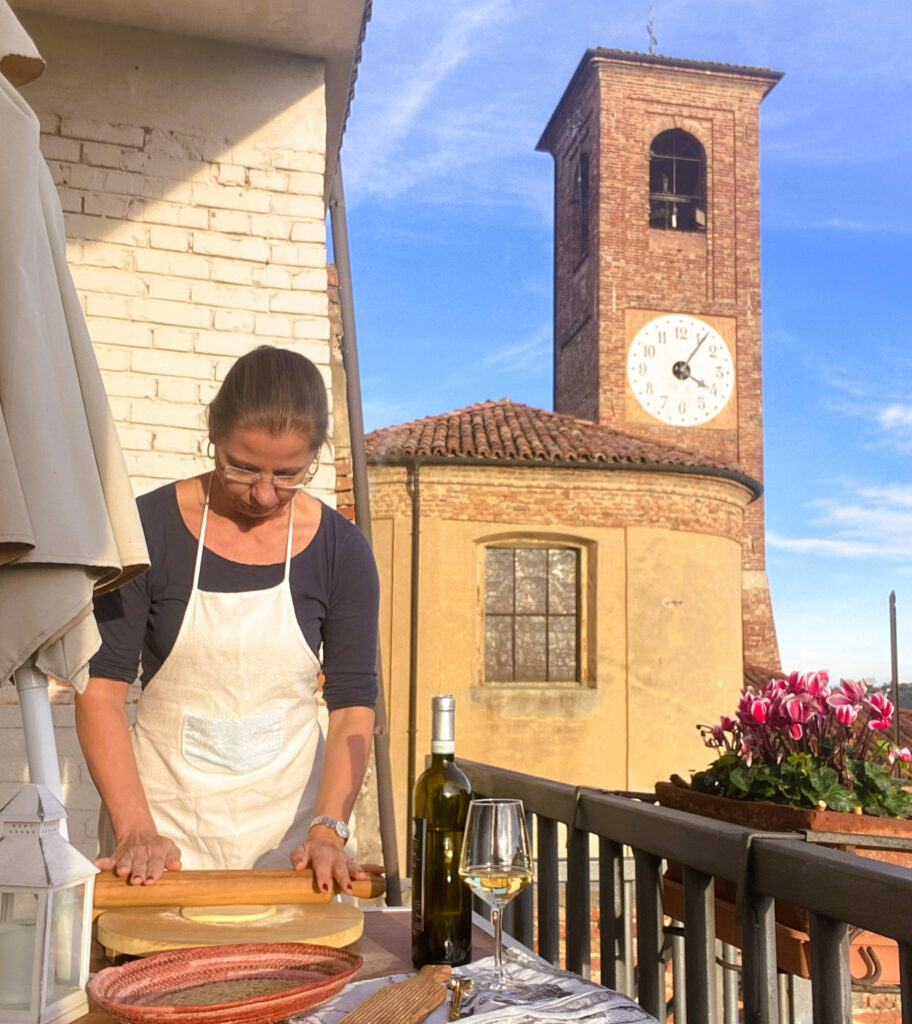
left=626, top=314, right=735, bottom=426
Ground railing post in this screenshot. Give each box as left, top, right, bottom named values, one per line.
left=599, top=837, right=627, bottom=992
left=807, top=912, right=851, bottom=1024
left=537, top=816, right=560, bottom=966
left=633, top=849, right=665, bottom=1020
left=899, top=941, right=912, bottom=1024
left=510, top=807, right=535, bottom=948
left=566, top=821, right=591, bottom=978
left=683, top=866, right=717, bottom=1024
left=740, top=891, right=779, bottom=1024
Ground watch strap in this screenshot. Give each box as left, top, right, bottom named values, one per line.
left=309, top=815, right=350, bottom=840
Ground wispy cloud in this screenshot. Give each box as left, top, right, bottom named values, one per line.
left=481, top=325, right=551, bottom=374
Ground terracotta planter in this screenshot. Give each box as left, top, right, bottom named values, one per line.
left=655, top=781, right=912, bottom=983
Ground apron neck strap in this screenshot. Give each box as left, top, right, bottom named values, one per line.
left=194, top=476, right=297, bottom=589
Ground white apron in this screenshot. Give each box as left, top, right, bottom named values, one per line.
left=127, top=491, right=323, bottom=869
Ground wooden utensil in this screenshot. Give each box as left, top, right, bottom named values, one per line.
left=336, top=965, right=452, bottom=1024
left=94, top=869, right=385, bottom=909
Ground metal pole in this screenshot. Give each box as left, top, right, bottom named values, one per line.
left=328, top=164, right=402, bottom=905
left=12, top=660, right=68, bottom=839
left=890, top=591, right=900, bottom=752
left=406, top=463, right=420, bottom=871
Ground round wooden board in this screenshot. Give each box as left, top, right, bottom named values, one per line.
left=97, top=901, right=364, bottom=957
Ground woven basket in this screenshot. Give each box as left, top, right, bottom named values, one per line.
left=88, top=942, right=363, bottom=1024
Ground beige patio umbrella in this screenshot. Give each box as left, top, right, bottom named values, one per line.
left=0, top=3, right=149, bottom=798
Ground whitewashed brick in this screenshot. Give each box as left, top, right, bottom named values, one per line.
left=193, top=233, right=270, bottom=262
left=191, top=183, right=270, bottom=214
left=290, top=339, right=330, bottom=364
left=102, top=168, right=156, bottom=198
left=80, top=242, right=132, bottom=269
left=270, top=289, right=325, bottom=315
left=271, top=149, right=323, bottom=173
left=254, top=314, right=292, bottom=338
left=292, top=316, right=331, bottom=341
left=63, top=164, right=107, bottom=191
left=252, top=266, right=292, bottom=289
left=288, top=171, right=325, bottom=194
left=115, top=424, right=155, bottom=449
left=152, top=326, right=199, bottom=352
left=152, top=426, right=204, bottom=452
left=37, top=111, right=60, bottom=135
left=213, top=163, right=247, bottom=186
left=72, top=266, right=146, bottom=296
left=61, top=118, right=145, bottom=148
left=249, top=169, right=289, bottom=192
left=83, top=192, right=135, bottom=219
left=140, top=201, right=209, bottom=230
left=101, top=372, right=155, bottom=398
left=132, top=348, right=217, bottom=380
left=130, top=297, right=210, bottom=329
left=210, top=259, right=253, bottom=286
left=87, top=318, right=153, bottom=347
left=132, top=399, right=205, bottom=430
left=64, top=238, right=84, bottom=261
left=213, top=309, right=255, bottom=332
left=209, top=209, right=250, bottom=234
left=86, top=293, right=130, bottom=319
left=93, top=344, right=132, bottom=371
left=157, top=378, right=200, bottom=403
left=106, top=396, right=132, bottom=420
left=190, top=281, right=269, bottom=312
left=57, top=187, right=83, bottom=213
left=290, top=244, right=327, bottom=270
left=250, top=214, right=290, bottom=240
left=41, top=135, right=81, bottom=162
left=134, top=249, right=211, bottom=279
left=148, top=277, right=192, bottom=302
left=82, top=141, right=127, bottom=169
left=127, top=451, right=207, bottom=479
left=67, top=213, right=150, bottom=247
left=280, top=267, right=326, bottom=293
left=194, top=331, right=255, bottom=357
left=269, top=193, right=324, bottom=219
left=150, top=226, right=191, bottom=252
left=290, top=221, right=326, bottom=243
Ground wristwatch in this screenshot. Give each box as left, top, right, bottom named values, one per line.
left=309, top=815, right=350, bottom=841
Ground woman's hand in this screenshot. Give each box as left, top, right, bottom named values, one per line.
left=95, top=828, right=182, bottom=886
left=290, top=834, right=383, bottom=895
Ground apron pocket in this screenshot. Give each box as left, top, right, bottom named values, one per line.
left=181, top=709, right=285, bottom=774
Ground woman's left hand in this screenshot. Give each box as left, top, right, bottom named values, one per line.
left=290, top=836, right=383, bottom=895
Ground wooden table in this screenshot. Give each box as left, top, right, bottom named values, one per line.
left=79, top=907, right=496, bottom=1022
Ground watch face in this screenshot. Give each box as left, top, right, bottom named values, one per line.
left=627, top=314, right=734, bottom=426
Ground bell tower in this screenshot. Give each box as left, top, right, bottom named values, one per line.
left=537, top=49, right=783, bottom=669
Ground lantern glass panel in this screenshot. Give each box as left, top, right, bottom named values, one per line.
left=0, top=891, right=38, bottom=1009
left=46, top=882, right=87, bottom=1003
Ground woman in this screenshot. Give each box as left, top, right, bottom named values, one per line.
left=76, top=346, right=379, bottom=894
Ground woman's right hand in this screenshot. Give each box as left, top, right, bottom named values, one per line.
left=94, top=829, right=182, bottom=885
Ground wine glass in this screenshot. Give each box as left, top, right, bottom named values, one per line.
left=458, top=798, right=533, bottom=999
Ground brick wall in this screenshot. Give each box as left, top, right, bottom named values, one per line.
left=4, top=11, right=339, bottom=854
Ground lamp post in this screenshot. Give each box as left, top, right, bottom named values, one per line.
left=0, top=784, right=97, bottom=1024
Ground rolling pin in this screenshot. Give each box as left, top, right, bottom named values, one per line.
left=93, top=869, right=385, bottom=909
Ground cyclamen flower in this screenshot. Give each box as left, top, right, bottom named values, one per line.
left=750, top=697, right=771, bottom=724
left=866, top=692, right=894, bottom=730
left=889, top=747, right=912, bottom=766
left=834, top=704, right=858, bottom=726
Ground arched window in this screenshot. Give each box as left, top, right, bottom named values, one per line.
left=649, top=129, right=706, bottom=232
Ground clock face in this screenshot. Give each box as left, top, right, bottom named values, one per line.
left=627, top=314, right=735, bottom=426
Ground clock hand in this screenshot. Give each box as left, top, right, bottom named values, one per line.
left=684, top=331, right=709, bottom=364
left=689, top=375, right=708, bottom=389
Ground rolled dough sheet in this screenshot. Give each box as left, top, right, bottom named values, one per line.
left=97, top=901, right=363, bottom=957
left=180, top=904, right=277, bottom=924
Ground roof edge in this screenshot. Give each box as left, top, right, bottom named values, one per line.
left=367, top=452, right=763, bottom=501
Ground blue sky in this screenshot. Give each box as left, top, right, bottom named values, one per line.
left=340, top=0, right=912, bottom=684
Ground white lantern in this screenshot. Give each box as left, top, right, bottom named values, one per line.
left=0, top=785, right=97, bottom=1024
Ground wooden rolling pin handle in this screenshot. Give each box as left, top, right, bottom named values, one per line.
left=93, top=869, right=385, bottom=909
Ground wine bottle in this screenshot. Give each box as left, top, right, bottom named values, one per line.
left=411, top=694, right=473, bottom=967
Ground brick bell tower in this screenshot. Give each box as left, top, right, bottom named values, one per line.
left=537, top=49, right=783, bottom=669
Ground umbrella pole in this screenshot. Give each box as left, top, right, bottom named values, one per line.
left=12, top=661, right=67, bottom=838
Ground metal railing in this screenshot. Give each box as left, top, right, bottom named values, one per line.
left=461, top=759, right=912, bottom=1024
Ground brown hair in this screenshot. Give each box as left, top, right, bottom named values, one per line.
left=207, top=346, right=329, bottom=452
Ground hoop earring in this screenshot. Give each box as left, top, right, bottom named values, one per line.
left=206, top=440, right=215, bottom=460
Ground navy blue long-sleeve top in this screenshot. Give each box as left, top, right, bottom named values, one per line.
left=88, top=484, right=379, bottom=711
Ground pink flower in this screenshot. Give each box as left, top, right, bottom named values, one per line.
left=710, top=724, right=725, bottom=743
left=841, top=678, right=868, bottom=703
left=720, top=716, right=736, bottom=732
left=866, top=692, right=894, bottom=731
left=834, top=704, right=858, bottom=726
left=889, top=747, right=912, bottom=765
left=804, top=671, right=830, bottom=697
left=788, top=723, right=804, bottom=740
left=750, top=697, right=770, bottom=723
left=784, top=698, right=807, bottom=723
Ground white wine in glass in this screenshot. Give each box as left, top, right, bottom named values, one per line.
left=458, top=798, right=533, bottom=998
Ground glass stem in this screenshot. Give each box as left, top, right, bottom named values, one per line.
left=492, top=905, right=504, bottom=983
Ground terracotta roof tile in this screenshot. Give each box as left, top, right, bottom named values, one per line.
left=365, top=398, right=736, bottom=472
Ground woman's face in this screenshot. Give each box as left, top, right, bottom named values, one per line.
left=212, top=427, right=317, bottom=520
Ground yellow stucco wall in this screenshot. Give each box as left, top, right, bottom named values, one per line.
left=368, top=463, right=753, bottom=854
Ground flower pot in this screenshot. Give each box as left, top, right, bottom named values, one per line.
left=656, top=781, right=912, bottom=984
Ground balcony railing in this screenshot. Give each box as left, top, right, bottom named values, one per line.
left=460, top=759, right=912, bottom=1024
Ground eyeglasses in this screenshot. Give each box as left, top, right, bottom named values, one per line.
left=213, top=449, right=316, bottom=492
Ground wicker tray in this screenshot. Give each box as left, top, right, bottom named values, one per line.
left=88, top=942, right=363, bottom=1024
